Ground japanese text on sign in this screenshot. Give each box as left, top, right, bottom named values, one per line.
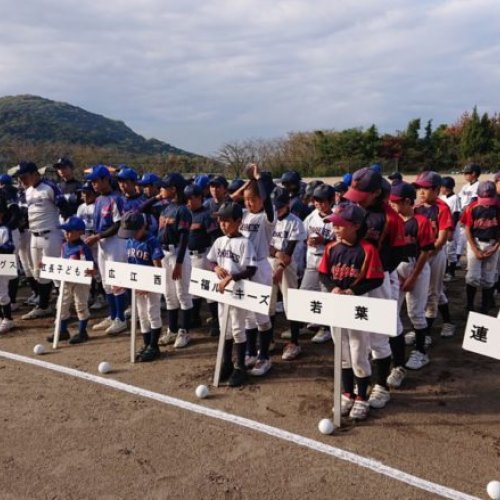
left=40, top=256, right=93, bottom=285
left=0, top=255, right=18, bottom=277
left=104, top=261, right=166, bottom=293
left=462, top=311, right=500, bottom=360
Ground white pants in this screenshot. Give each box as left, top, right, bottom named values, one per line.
left=30, top=229, right=64, bottom=284
left=190, top=251, right=213, bottom=304
left=425, top=248, right=448, bottom=319
left=19, top=231, right=33, bottom=278
left=466, top=240, right=500, bottom=288
left=97, top=236, right=126, bottom=295
left=397, top=260, right=430, bottom=331
left=456, top=224, right=467, bottom=257
left=368, top=272, right=392, bottom=359
left=136, top=292, right=162, bottom=333
left=221, top=304, right=246, bottom=343
left=341, top=327, right=372, bottom=378
left=300, top=268, right=321, bottom=292
left=0, top=275, right=10, bottom=305
left=162, top=250, right=193, bottom=310
left=245, top=258, right=272, bottom=331
left=61, top=283, right=90, bottom=321
left=269, top=257, right=298, bottom=316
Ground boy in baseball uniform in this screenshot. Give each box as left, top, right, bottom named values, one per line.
left=0, top=200, right=16, bottom=333
left=439, top=176, right=461, bottom=280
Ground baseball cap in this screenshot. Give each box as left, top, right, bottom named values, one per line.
left=272, top=187, right=291, bottom=208
left=228, top=178, right=245, bottom=194
left=388, top=171, right=402, bottom=181
left=194, top=174, right=210, bottom=190
left=85, top=164, right=111, bottom=181
left=138, top=173, right=160, bottom=186
left=78, top=181, right=96, bottom=193
left=157, top=172, right=187, bottom=190
left=59, top=216, right=86, bottom=232
left=305, top=180, right=324, bottom=198
left=477, top=180, right=498, bottom=206
left=117, top=167, right=138, bottom=182
left=0, top=174, right=12, bottom=185
left=441, top=176, right=455, bottom=190
left=209, top=175, right=228, bottom=188
left=324, top=202, right=366, bottom=226
left=213, top=201, right=243, bottom=220
left=118, top=211, right=146, bottom=238
left=344, top=167, right=382, bottom=203
left=369, top=163, right=382, bottom=174
left=412, top=171, right=442, bottom=189
left=313, top=184, right=335, bottom=201
left=342, top=173, right=353, bottom=187
left=53, top=157, right=74, bottom=169
left=17, top=161, right=39, bottom=176
left=281, top=171, right=301, bottom=185
left=463, top=163, right=481, bottom=175
left=184, top=184, right=203, bottom=198
left=333, top=181, right=348, bottom=193
left=389, top=181, right=416, bottom=202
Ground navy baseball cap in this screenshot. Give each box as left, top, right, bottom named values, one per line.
left=0, top=174, right=12, bottom=185
left=86, top=165, right=111, bottom=181
left=78, top=181, right=96, bottom=193
left=281, top=171, right=301, bottom=185
left=194, top=174, right=210, bottom=189
left=305, top=180, right=324, bottom=198
left=117, top=167, right=138, bottom=182
left=463, top=163, right=481, bottom=175
left=138, top=173, right=160, bottom=186
left=184, top=184, right=203, bottom=198
left=344, top=167, right=383, bottom=203
left=333, top=181, right=348, bottom=193
left=388, top=171, right=402, bottom=181
left=17, top=161, right=39, bottom=176
left=213, top=201, right=243, bottom=220
left=413, top=171, right=441, bottom=189
left=441, top=176, right=455, bottom=189
left=59, top=216, right=86, bottom=232
left=157, top=172, right=187, bottom=190
left=389, top=181, right=416, bottom=202
left=209, top=175, right=228, bottom=188
left=324, top=202, right=366, bottom=226
left=272, top=187, right=291, bottom=208
left=118, top=211, right=146, bottom=238
left=53, top=157, right=74, bottom=169
left=477, top=181, right=497, bottom=206
left=313, top=184, right=335, bottom=201
left=228, top=178, right=245, bottom=193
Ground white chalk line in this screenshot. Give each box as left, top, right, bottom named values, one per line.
left=0, top=349, right=479, bottom=500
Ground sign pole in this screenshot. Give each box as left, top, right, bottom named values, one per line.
left=52, top=280, right=66, bottom=350
left=130, top=289, right=137, bottom=363
left=213, top=303, right=230, bottom=387
left=332, top=326, right=342, bottom=428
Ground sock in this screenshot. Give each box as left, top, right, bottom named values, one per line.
left=449, top=261, right=457, bottom=277
left=167, top=309, right=179, bottom=333
left=481, top=287, right=494, bottom=314
left=373, top=356, right=391, bottom=389
left=246, top=328, right=258, bottom=357
left=1, top=303, right=11, bottom=320
left=235, top=341, right=247, bottom=370
left=223, top=339, right=234, bottom=366
left=466, top=284, right=477, bottom=310
left=150, top=328, right=161, bottom=349
left=258, top=329, right=272, bottom=360
left=438, top=303, right=451, bottom=324
left=270, top=315, right=276, bottom=341
left=426, top=317, right=435, bottom=330
left=78, top=319, right=88, bottom=335
left=106, top=293, right=117, bottom=319
left=290, top=320, right=301, bottom=345
left=98, top=281, right=106, bottom=298
left=179, top=308, right=191, bottom=331
left=38, top=282, right=52, bottom=309
left=415, top=328, right=428, bottom=354
left=341, top=368, right=355, bottom=395
left=90, top=279, right=97, bottom=299
left=60, top=319, right=69, bottom=334
left=114, top=293, right=126, bottom=321
left=192, top=298, right=202, bottom=320
left=142, top=331, right=152, bottom=347
left=27, top=277, right=39, bottom=296
left=355, top=376, right=370, bottom=400
left=496, top=280, right=500, bottom=293
left=389, top=334, right=406, bottom=368
left=8, top=277, right=19, bottom=304
left=0, top=307, right=3, bottom=319
left=208, top=301, right=218, bottom=322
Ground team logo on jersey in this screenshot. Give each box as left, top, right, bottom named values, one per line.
left=217, top=249, right=241, bottom=263
left=240, top=222, right=260, bottom=232
left=330, top=263, right=359, bottom=280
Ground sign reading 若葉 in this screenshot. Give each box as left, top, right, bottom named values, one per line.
left=189, top=268, right=272, bottom=316
left=286, top=289, right=398, bottom=336
left=462, top=311, right=500, bottom=360
left=40, top=256, right=93, bottom=285
left=104, top=261, right=166, bottom=293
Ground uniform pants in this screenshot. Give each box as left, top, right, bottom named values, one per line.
left=466, top=240, right=500, bottom=288
left=30, top=229, right=64, bottom=284
left=425, top=248, right=448, bottom=319
left=97, top=236, right=126, bottom=295
left=0, top=276, right=10, bottom=305
left=341, top=327, right=372, bottom=378
left=300, top=268, right=321, bottom=292
left=456, top=224, right=467, bottom=257
left=222, top=304, right=246, bottom=343
left=162, top=250, right=193, bottom=310
left=269, top=258, right=298, bottom=316
left=245, top=258, right=273, bottom=331
left=136, top=292, right=162, bottom=333
left=60, top=283, right=90, bottom=321
left=19, top=231, right=33, bottom=278
left=190, top=251, right=213, bottom=304
left=368, top=272, right=392, bottom=359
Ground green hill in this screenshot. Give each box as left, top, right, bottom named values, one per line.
left=0, top=94, right=193, bottom=157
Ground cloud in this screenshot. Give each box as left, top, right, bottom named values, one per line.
left=0, top=0, right=499, bottom=155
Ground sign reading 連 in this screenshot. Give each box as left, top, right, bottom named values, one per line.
left=104, top=261, right=166, bottom=293
left=40, top=256, right=93, bottom=285
left=462, top=311, right=500, bottom=360
left=0, top=254, right=18, bottom=277
left=189, top=268, right=272, bottom=316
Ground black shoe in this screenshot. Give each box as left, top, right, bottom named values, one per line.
left=69, top=331, right=89, bottom=345
left=47, top=331, right=70, bottom=342
left=135, top=344, right=149, bottom=361
left=138, top=345, right=160, bottom=362
left=209, top=325, right=220, bottom=337
left=228, top=368, right=247, bottom=387
left=219, top=362, right=233, bottom=382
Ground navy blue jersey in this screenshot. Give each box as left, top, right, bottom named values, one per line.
left=94, top=191, right=124, bottom=234
left=58, top=178, right=82, bottom=217
left=188, top=206, right=218, bottom=252
left=126, top=234, right=164, bottom=266
left=158, top=203, right=192, bottom=247
left=290, top=195, right=311, bottom=220
left=61, top=239, right=94, bottom=262
left=461, top=201, right=500, bottom=241
left=122, top=193, right=158, bottom=235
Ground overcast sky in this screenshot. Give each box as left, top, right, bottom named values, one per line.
left=1, top=0, right=499, bottom=155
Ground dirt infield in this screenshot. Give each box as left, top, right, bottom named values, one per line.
left=0, top=271, right=499, bottom=499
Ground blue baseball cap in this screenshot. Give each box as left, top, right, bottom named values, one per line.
left=194, top=174, right=210, bottom=190
left=342, top=173, right=353, bottom=187
left=138, top=173, right=160, bottom=186
left=0, top=174, right=12, bottom=185
left=184, top=184, right=203, bottom=198
left=59, top=216, right=86, bottom=232
left=117, top=167, right=138, bottom=182
left=85, top=165, right=111, bottom=181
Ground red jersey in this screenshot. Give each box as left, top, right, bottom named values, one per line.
left=414, top=198, right=453, bottom=240
left=460, top=200, right=500, bottom=241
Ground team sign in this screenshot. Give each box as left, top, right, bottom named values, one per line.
left=104, top=261, right=166, bottom=293
left=40, top=256, right=93, bottom=285
left=286, top=289, right=398, bottom=336
left=462, top=311, right=500, bottom=361
left=0, top=255, right=18, bottom=277
left=189, top=268, right=272, bottom=316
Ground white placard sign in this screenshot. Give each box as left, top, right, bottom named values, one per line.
left=286, top=289, right=398, bottom=336
left=104, top=261, right=166, bottom=293
left=462, top=312, right=500, bottom=361
left=0, top=254, right=18, bottom=277
left=40, top=256, right=93, bottom=284
left=189, top=268, right=272, bottom=316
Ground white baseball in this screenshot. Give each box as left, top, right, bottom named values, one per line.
left=195, top=385, right=209, bottom=399
left=98, top=361, right=111, bottom=374
left=33, top=344, right=45, bottom=355
left=318, top=418, right=334, bottom=435
left=487, top=481, right=500, bottom=500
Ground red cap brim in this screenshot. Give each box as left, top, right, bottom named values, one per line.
left=389, top=194, right=403, bottom=202
left=477, top=197, right=498, bottom=206
left=344, top=187, right=371, bottom=203
left=324, top=213, right=354, bottom=227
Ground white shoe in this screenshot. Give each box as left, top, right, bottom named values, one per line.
left=337, top=393, right=355, bottom=417
left=349, top=399, right=370, bottom=420
left=0, top=318, right=14, bottom=333
left=405, top=331, right=416, bottom=345
left=387, top=366, right=407, bottom=388
left=405, top=350, right=430, bottom=370
left=281, top=329, right=292, bottom=339
left=368, top=384, right=390, bottom=409
left=22, top=306, right=52, bottom=320
left=90, top=296, right=106, bottom=310
left=92, top=317, right=113, bottom=331
left=250, top=358, right=272, bottom=376
left=174, top=329, right=190, bottom=348
left=158, top=329, right=176, bottom=346
left=312, top=327, right=332, bottom=344
left=440, top=323, right=456, bottom=338
left=124, top=307, right=132, bottom=319
left=443, top=273, right=452, bottom=282
left=25, top=293, right=39, bottom=306
left=245, top=355, right=258, bottom=368
left=105, top=319, right=127, bottom=335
